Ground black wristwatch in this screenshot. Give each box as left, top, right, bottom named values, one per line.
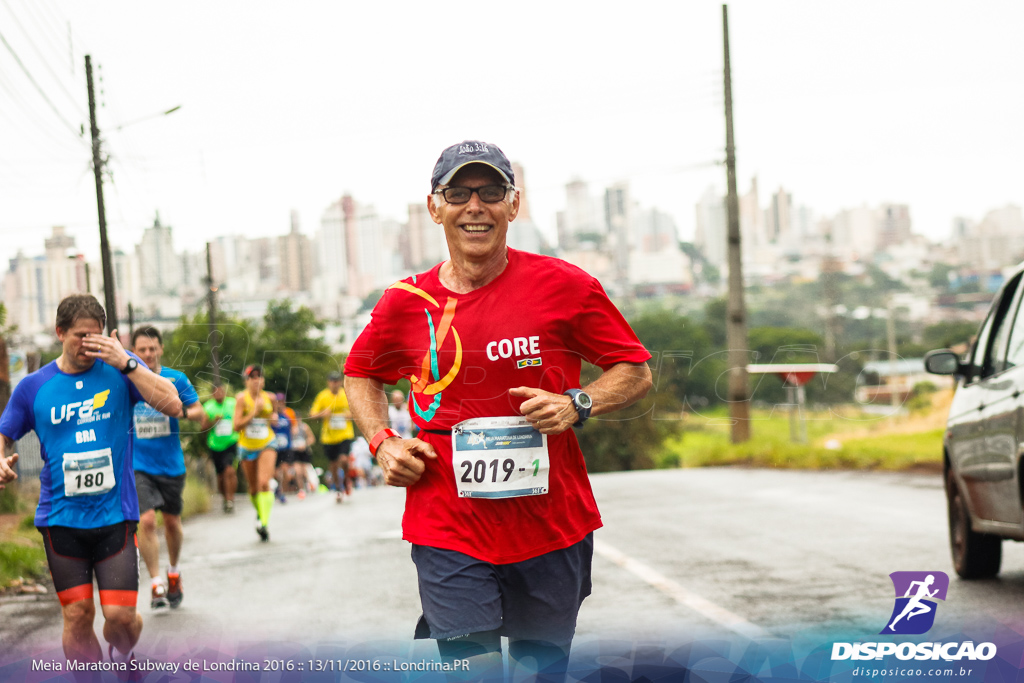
left=564, top=389, right=593, bottom=428
left=121, top=357, right=139, bottom=375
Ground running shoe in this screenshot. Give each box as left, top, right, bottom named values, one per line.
left=150, top=582, right=168, bottom=610
left=108, top=643, right=139, bottom=680
left=336, top=491, right=343, bottom=504
left=166, top=572, right=183, bottom=608
left=276, top=491, right=287, bottom=504
left=108, top=643, right=137, bottom=665
left=297, top=489, right=306, bottom=500
left=255, top=519, right=269, bottom=542
left=223, top=499, right=234, bottom=513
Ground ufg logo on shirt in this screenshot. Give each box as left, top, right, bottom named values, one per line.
left=51, top=390, right=110, bottom=425
left=881, top=571, right=948, bottom=635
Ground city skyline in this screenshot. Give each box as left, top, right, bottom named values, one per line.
left=1, top=1, right=1022, bottom=267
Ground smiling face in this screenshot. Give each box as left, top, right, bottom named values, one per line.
left=56, top=317, right=103, bottom=373
left=132, top=333, right=163, bottom=372
left=428, top=164, right=519, bottom=264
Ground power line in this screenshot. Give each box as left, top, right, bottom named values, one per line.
left=0, top=27, right=85, bottom=143
left=0, top=0, right=87, bottom=117
left=0, top=63, right=85, bottom=155
left=20, top=0, right=74, bottom=73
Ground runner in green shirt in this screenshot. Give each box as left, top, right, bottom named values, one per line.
left=201, top=384, right=240, bottom=513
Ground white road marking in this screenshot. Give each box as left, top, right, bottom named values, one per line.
left=593, top=539, right=771, bottom=639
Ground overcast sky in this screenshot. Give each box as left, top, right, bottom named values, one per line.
left=1, top=1, right=1022, bottom=265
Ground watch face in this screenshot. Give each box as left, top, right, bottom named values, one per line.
left=577, top=392, right=593, bottom=409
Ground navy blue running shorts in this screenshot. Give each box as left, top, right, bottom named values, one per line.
left=411, top=533, right=593, bottom=646
left=135, top=471, right=186, bottom=516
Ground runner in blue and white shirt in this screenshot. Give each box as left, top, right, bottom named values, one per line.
left=0, top=294, right=181, bottom=665
left=130, top=326, right=203, bottom=612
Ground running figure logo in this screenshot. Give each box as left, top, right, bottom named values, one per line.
left=881, top=571, right=949, bottom=635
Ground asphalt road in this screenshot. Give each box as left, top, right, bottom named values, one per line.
left=3, top=468, right=1024, bottom=666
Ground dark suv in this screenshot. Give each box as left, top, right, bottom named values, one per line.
left=926, top=269, right=1024, bottom=579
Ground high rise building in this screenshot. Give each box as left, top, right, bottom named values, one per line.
left=317, top=198, right=350, bottom=304
left=279, top=210, right=315, bottom=294
left=3, top=227, right=91, bottom=335
left=959, top=204, right=1024, bottom=270
left=876, top=204, right=912, bottom=249
left=694, top=186, right=727, bottom=268
left=765, top=187, right=793, bottom=246
left=557, top=179, right=604, bottom=250
left=136, top=214, right=181, bottom=297
left=739, top=176, right=765, bottom=248
left=406, top=202, right=448, bottom=270
left=831, top=205, right=877, bottom=259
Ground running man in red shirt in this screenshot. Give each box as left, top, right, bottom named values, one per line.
left=344, top=141, right=652, bottom=682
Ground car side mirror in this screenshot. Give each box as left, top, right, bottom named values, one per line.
left=924, top=349, right=964, bottom=376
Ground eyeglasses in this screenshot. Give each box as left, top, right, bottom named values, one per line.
left=433, top=185, right=512, bottom=205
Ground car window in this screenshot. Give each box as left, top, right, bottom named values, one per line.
left=978, top=274, right=1022, bottom=378
left=1002, top=276, right=1024, bottom=371
left=967, top=309, right=996, bottom=383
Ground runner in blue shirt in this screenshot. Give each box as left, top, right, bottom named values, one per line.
left=0, top=294, right=181, bottom=665
left=130, top=326, right=203, bottom=612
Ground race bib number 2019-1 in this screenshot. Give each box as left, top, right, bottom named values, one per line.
left=452, top=416, right=549, bottom=499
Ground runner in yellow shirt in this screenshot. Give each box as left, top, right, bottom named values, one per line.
left=233, top=365, right=277, bottom=541
left=310, top=371, right=354, bottom=503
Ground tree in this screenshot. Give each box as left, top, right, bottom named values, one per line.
left=255, top=300, right=340, bottom=410
left=922, top=321, right=979, bottom=351
left=629, top=309, right=721, bottom=409
left=162, top=310, right=259, bottom=396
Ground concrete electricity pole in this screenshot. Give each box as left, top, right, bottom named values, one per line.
left=86, top=55, right=118, bottom=335
left=723, top=5, right=751, bottom=443
left=206, top=242, right=222, bottom=384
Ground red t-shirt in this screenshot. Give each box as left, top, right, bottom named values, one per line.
left=344, top=248, right=651, bottom=564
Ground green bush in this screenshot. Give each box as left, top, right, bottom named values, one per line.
left=0, top=538, right=46, bottom=586
left=0, top=486, right=23, bottom=514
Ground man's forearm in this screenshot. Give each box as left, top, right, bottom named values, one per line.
left=184, top=403, right=205, bottom=421
left=584, top=361, right=653, bottom=418
left=129, top=370, right=182, bottom=417
left=344, top=376, right=391, bottom=438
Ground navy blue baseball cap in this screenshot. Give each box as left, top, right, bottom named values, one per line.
left=431, top=141, right=515, bottom=192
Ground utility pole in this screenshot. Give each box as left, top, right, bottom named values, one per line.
left=206, top=242, right=221, bottom=384
left=86, top=55, right=118, bottom=334
left=723, top=5, right=750, bottom=442
left=887, top=303, right=899, bottom=413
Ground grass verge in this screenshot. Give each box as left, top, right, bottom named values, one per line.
left=0, top=470, right=211, bottom=592
left=662, top=405, right=944, bottom=471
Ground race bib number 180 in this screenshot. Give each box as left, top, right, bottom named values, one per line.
left=63, top=448, right=115, bottom=497
left=452, top=417, right=548, bottom=499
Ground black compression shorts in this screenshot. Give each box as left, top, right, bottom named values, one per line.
left=323, top=440, right=353, bottom=462
left=209, top=444, right=238, bottom=475
left=39, top=521, right=139, bottom=607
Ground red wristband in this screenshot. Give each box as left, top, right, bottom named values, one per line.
left=369, top=428, right=401, bottom=456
